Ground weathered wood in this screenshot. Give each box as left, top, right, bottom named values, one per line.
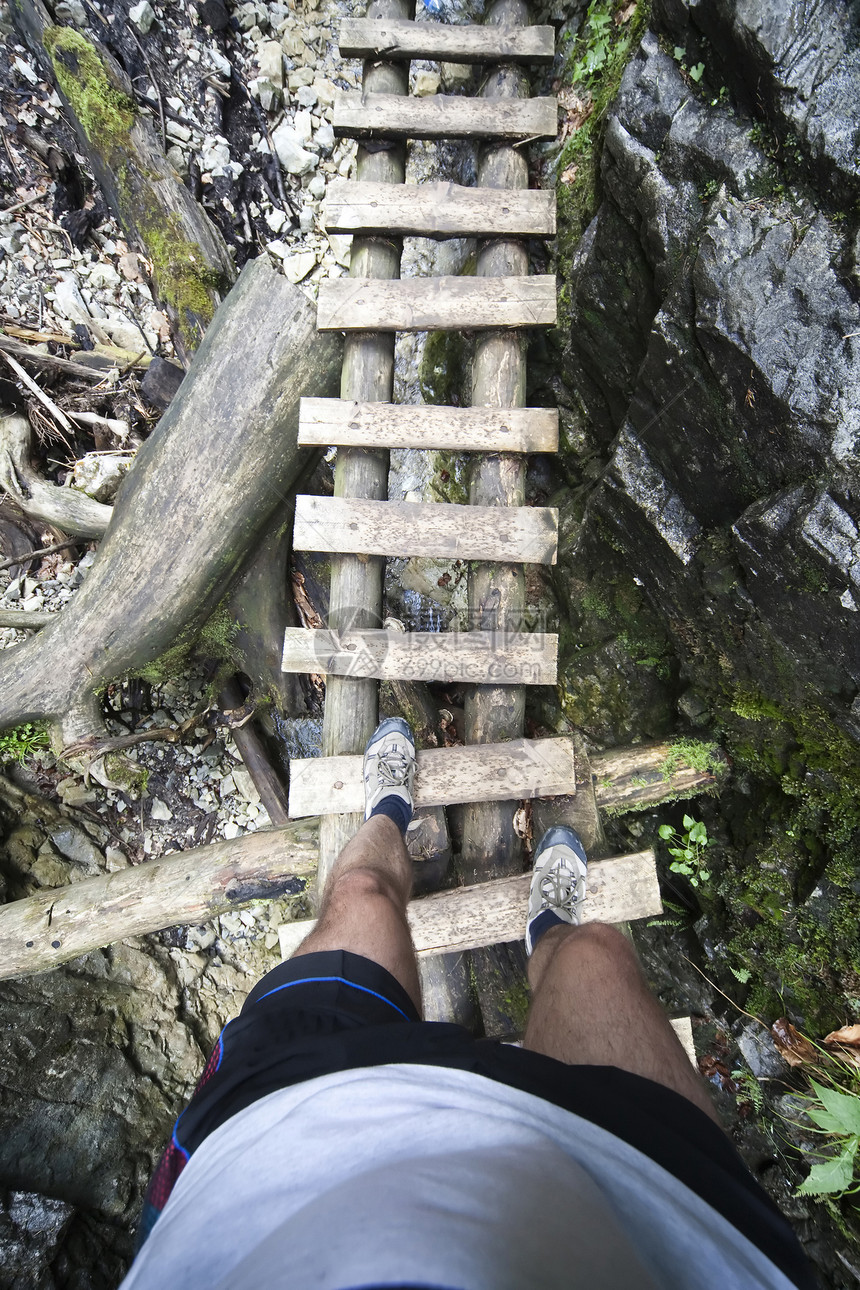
left=299, top=398, right=559, bottom=453
left=0, top=820, right=319, bottom=981
left=288, top=736, right=575, bottom=817
left=282, top=628, right=558, bottom=684
left=219, top=677, right=290, bottom=827
left=338, top=19, right=554, bottom=63
left=0, top=258, right=342, bottom=747
left=10, top=0, right=234, bottom=359
left=324, top=180, right=556, bottom=239
left=0, top=412, right=113, bottom=540
left=292, top=495, right=559, bottom=564
left=318, top=275, right=556, bottom=332
left=591, top=742, right=723, bottom=811
left=671, top=1017, right=696, bottom=1065
left=278, top=848, right=661, bottom=957
left=334, top=91, right=557, bottom=141
left=0, top=609, right=52, bottom=630
left=317, top=0, right=412, bottom=889
left=0, top=334, right=122, bottom=382
left=459, top=0, right=536, bottom=882
left=531, top=734, right=607, bottom=857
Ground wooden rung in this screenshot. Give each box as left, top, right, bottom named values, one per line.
left=333, top=92, right=557, bottom=141
left=324, top=180, right=556, bottom=238
left=317, top=275, right=557, bottom=332
left=282, top=628, right=558, bottom=684
left=292, top=496, right=558, bottom=564
left=277, top=848, right=660, bottom=957
left=298, top=399, right=559, bottom=453
left=288, top=735, right=575, bottom=818
left=338, top=19, right=555, bottom=64
left=671, top=1017, right=696, bottom=1066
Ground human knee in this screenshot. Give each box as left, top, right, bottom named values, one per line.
left=330, top=865, right=406, bottom=910
left=556, top=921, right=637, bottom=971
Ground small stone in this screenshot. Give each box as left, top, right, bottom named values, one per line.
left=54, top=0, right=88, bottom=25
left=440, top=62, right=472, bottom=92
left=280, top=250, right=317, bottom=282
left=71, top=452, right=132, bottom=503
left=105, top=846, right=129, bottom=871
left=232, top=766, right=261, bottom=804
left=265, top=207, right=288, bottom=232
left=87, top=261, right=122, bottom=289
left=59, top=783, right=97, bottom=807
left=413, top=70, right=440, bottom=97
left=293, top=109, right=313, bottom=142
left=280, top=29, right=306, bottom=57
left=219, top=773, right=236, bottom=797
left=288, top=68, right=315, bottom=90
left=327, top=233, right=352, bottom=268
left=298, top=208, right=314, bottom=233
left=150, top=798, right=173, bottom=822
left=140, top=357, right=185, bottom=410
left=257, top=40, right=284, bottom=87
left=129, top=0, right=156, bottom=32
left=118, top=252, right=142, bottom=281
left=166, top=120, right=192, bottom=143
left=223, top=820, right=241, bottom=840
left=296, top=84, right=317, bottom=108
left=271, top=123, right=317, bottom=175
left=313, top=78, right=337, bottom=107
left=308, top=173, right=326, bottom=199
left=315, top=122, right=335, bottom=153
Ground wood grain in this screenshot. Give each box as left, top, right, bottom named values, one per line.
left=282, top=627, right=558, bottom=684
left=0, top=821, right=319, bottom=981
left=591, top=742, right=724, bottom=810
left=334, top=91, right=557, bottom=141
left=288, top=735, right=575, bottom=817
left=338, top=19, right=554, bottom=63
left=299, top=398, right=559, bottom=453
left=292, top=495, right=559, bottom=564
left=324, top=180, right=556, bottom=238
left=278, top=848, right=661, bottom=957
left=317, top=275, right=556, bottom=332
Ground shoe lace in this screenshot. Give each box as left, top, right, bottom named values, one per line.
left=375, top=746, right=412, bottom=788
left=539, top=863, right=582, bottom=917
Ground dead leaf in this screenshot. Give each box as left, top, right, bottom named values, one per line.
left=560, top=164, right=579, bottom=186
left=823, top=1024, right=860, bottom=1069
left=771, top=1017, right=819, bottom=1068
left=557, top=89, right=595, bottom=145
left=614, top=0, right=637, bottom=23
left=698, top=1053, right=737, bottom=1091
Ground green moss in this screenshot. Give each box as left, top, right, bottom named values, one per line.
left=142, top=215, right=223, bottom=341
left=429, top=451, right=470, bottom=506
left=502, top=977, right=532, bottom=1033
left=137, top=606, right=241, bottom=686
left=660, top=737, right=727, bottom=780
left=419, top=330, right=469, bottom=407
left=44, top=27, right=135, bottom=148
left=103, top=753, right=149, bottom=797
left=555, top=0, right=651, bottom=330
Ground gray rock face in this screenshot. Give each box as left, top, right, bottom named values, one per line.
left=559, top=9, right=860, bottom=727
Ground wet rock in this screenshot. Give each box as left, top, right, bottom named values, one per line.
left=197, top=0, right=229, bottom=29
left=0, top=1190, right=74, bottom=1288
left=737, top=1021, right=791, bottom=1080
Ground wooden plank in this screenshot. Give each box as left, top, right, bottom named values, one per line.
left=282, top=627, right=558, bottom=684
left=333, top=92, right=557, bottom=141
left=317, top=275, right=556, bottom=333
left=324, top=180, right=556, bottom=238
left=0, top=821, right=319, bottom=982
left=671, top=1017, right=696, bottom=1066
left=292, top=495, right=558, bottom=564
left=278, top=848, right=660, bottom=957
left=298, top=398, right=559, bottom=453
left=288, top=735, right=575, bottom=817
left=591, top=742, right=724, bottom=812
left=338, top=19, right=554, bottom=64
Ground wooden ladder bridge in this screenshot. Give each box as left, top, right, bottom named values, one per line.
left=276, top=0, right=716, bottom=1045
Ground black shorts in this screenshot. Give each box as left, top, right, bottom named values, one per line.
left=142, top=950, right=813, bottom=1288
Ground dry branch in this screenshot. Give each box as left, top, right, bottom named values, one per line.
left=0, top=411, right=114, bottom=538
left=0, top=256, right=342, bottom=747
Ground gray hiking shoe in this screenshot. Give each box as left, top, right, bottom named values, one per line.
left=525, top=825, right=588, bottom=956
left=363, top=717, right=416, bottom=821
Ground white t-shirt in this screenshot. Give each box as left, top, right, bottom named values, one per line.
left=123, top=1063, right=796, bottom=1290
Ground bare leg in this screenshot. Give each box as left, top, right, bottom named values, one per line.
left=524, top=922, right=719, bottom=1124
left=291, top=815, right=422, bottom=1014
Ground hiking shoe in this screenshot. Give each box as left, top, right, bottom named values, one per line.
left=525, top=825, right=588, bottom=956
left=363, top=717, right=416, bottom=824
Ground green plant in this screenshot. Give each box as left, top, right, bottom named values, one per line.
left=569, top=0, right=614, bottom=82
left=647, top=898, right=687, bottom=929
left=689, top=61, right=705, bottom=82
left=0, top=722, right=49, bottom=763
left=732, top=1066, right=764, bottom=1113
left=658, top=814, right=712, bottom=887
left=795, top=1077, right=860, bottom=1198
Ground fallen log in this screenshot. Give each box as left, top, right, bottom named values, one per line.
left=0, top=819, right=319, bottom=980
left=9, top=0, right=234, bottom=360
left=0, top=256, right=342, bottom=747
left=0, top=411, right=113, bottom=539
left=0, top=738, right=722, bottom=980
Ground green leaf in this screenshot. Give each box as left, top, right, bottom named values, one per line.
left=797, top=1142, right=857, bottom=1197
left=689, top=822, right=708, bottom=844
left=673, top=46, right=685, bottom=60
left=729, top=965, right=751, bottom=984
left=689, top=62, right=705, bottom=82
left=682, top=814, right=695, bottom=830
left=808, top=1081, right=860, bottom=1136
left=658, top=824, right=675, bottom=840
